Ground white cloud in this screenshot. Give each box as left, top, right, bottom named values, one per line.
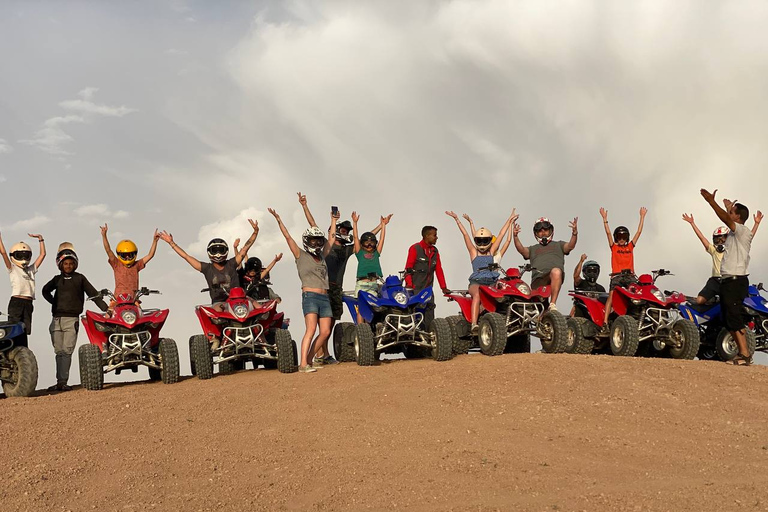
left=0, top=138, right=12, bottom=154
left=9, top=214, right=51, bottom=231
left=73, top=203, right=130, bottom=220
left=19, top=88, right=135, bottom=157
left=164, top=48, right=188, bottom=56
left=186, top=207, right=290, bottom=259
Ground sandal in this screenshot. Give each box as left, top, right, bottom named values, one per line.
left=731, top=353, right=753, bottom=366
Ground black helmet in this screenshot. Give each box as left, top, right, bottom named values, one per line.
left=244, top=257, right=263, bottom=274
left=56, top=249, right=79, bottom=271
left=613, top=226, right=630, bottom=244
left=336, top=220, right=353, bottom=245
left=207, top=238, right=229, bottom=263
left=582, top=260, right=600, bottom=283
left=360, top=232, right=377, bottom=245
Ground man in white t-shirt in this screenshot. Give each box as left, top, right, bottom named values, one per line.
left=701, top=189, right=756, bottom=365
left=0, top=232, right=47, bottom=348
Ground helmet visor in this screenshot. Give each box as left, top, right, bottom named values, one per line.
left=207, top=246, right=228, bottom=256
left=11, top=250, right=32, bottom=261
left=117, top=251, right=138, bottom=261
left=583, top=266, right=600, bottom=280
left=306, top=237, right=326, bottom=248
left=533, top=221, right=553, bottom=233
left=474, top=237, right=492, bottom=247
left=712, top=235, right=726, bottom=245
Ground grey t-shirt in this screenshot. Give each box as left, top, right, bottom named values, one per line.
left=526, top=241, right=567, bottom=282
left=721, top=223, right=752, bottom=277
left=296, top=250, right=330, bottom=290
left=200, top=258, right=240, bottom=302
left=325, top=243, right=355, bottom=285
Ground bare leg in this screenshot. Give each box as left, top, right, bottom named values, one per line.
left=603, top=290, right=613, bottom=327
left=732, top=328, right=750, bottom=357
left=316, top=318, right=336, bottom=358
left=469, top=284, right=481, bottom=325
left=549, top=268, right=563, bottom=304
left=309, top=317, right=333, bottom=361
left=300, top=313, right=319, bottom=367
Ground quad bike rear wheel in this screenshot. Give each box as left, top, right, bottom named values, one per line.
left=159, top=338, right=180, bottom=383
left=610, top=315, right=640, bottom=357
left=539, top=310, right=569, bottom=354
left=429, top=317, right=453, bottom=361
left=275, top=329, right=297, bottom=373
left=667, top=320, right=700, bottom=360
left=333, top=322, right=356, bottom=362
left=190, top=335, right=213, bottom=380
left=79, top=344, right=104, bottom=391
left=447, top=315, right=472, bottom=355
left=188, top=336, right=198, bottom=376
left=1, top=347, right=38, bottom=397
left=478, top=313, right=507, bottom=356
left=716, top=328, right=757, bottom=361
left=354, top=323, right=377, bottom=366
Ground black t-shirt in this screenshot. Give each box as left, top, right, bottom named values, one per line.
left=325, top=243, right=354, bottom=285
left=200, top=258, right=240, bottom=302
left=575, top=279, right=606, bottom=293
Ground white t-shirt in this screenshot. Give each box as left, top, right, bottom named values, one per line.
left=720, top=223, right=752, bottom=277
left=706, top=244, right=724, bottom=277
left=8, top=264, right=38, bottom=299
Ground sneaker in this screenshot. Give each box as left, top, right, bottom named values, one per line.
left=322, top=356, right=339, bottom=365
left=298, top=365, right=317, bottom=373
left=549, top=303, right=558, bottom=312
left=470, top=324, right=479, bottom=336
left=211, top=337, right=220, bottom=350
left=311, top=357, right=325, bottom=368
left=58, top=383, right=73, bottom=392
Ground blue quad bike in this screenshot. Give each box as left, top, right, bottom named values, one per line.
left=332, top=273, right=454, bottom=365
left=0, top=312, right=38, bottom=397
left=678, top=282, right=768, bottom=361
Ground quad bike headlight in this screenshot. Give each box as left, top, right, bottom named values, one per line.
left=121, top=310, right=137, bottom=325
left=651, top=290, right=666, bottom=302
left=394, top=292, right=408, bottom=305
left=94, top=322, right=110, bottom=333
left=233, top=304, right=249, bottom=319
left=516, top=283, right=531, bottom=295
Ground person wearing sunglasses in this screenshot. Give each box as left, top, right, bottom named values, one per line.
left=0, top=231, right=46, bottom=348
left=445, top=210, right=516, bottom=335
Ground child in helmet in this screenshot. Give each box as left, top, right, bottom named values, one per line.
left=239, top=255, right=283, bottom=302
left=268, top=207, right=336, bottom=373
left=512, top=215, right=579, bottom=310
left=682, top=211, right=763, bottom=305
left=159, top=219, right=259, bottom=306
left=100, top=224, right=160, bottom=307
left=445, top=210, right=516, bottom=335
left=42, top=243, right=108, bottom=391
left=0, top=231, right=46, bottom=347
left=599, top=207, right=647, bottom=327
left=573, top=254, right=605, bottom=293
left=462, top=213, right=513, bottom=265
left=351, top=211, right=393, bottom=295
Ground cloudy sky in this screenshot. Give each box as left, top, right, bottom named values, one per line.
left=2, top=0, right=767, bottom=387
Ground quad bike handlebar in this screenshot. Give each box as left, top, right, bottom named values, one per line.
left=758, top=282, right=765, bottom=292
left=88, top=287, right=160, bottom=303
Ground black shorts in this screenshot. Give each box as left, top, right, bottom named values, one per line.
left=719, top=276, right=749, bottom=332
left=328, top=282, right=344, bottom=321
left=697, top=276, right=721, bottom=302
left=7, top=297, right=34, bottom=335
left=609, top=273, right=637, bottom=291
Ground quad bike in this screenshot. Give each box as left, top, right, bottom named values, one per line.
left=600, top=269, right=700, bottom=358
left=567, top=289, right=612, bottom=355
left=335, top=271, right=453, bottom=366
left=677, top=282, right=766, bottom=361
left=189, top=285, right=297, bottom=379
left=445, top=264, right=568, bottom=356
left=80, top=287, right=179, bottom=390
left=0, top=312, right=38, bottom=397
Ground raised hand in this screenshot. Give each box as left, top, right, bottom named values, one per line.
left=700, top=188, right=717, bottom=203
left=380, top=214, right=393, bottom=225
left=445, top=211, right=459, bottom=220
left=100, top=224, right=108, bottom=236
left=462, top=213, right=472, bottom=222
left=159, top=231, right=174, bottom=244
left=28, top=233, right=43, bottom=241
left=275, top=253, right=283, bottom=261
left=682, top=213, right=694, bottom=224
left=723, top=198, right=735, bottom=212
left=569, top=217, right=579, bottom=233
left=153, top=228, right=160, bottom=240
left=599, top=208, right=608, bottom=221
left=580, top=253, right=587, bottom=261
left=351, top=211, right=360, bottom=223
left=248, top=219, right=259, bottom=232
left=513, top=223, right=521, bottom=236
left=755, top=211, right=764, bottom=224
left=639, top=207, right=648, bottom=217
left=331, top=208, right=341, bottom=221
left=233, top=237, right=241, bottom=250
left=510, top=209, right=519, bottom=223
left=267, top=208, right=280, bottom=220
left=297, top=192, right=307, bottom=206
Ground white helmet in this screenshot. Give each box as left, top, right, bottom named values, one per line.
left=713, top=226, right=729, bottom=237
left=712, top=226, right=729, bottom=253
left=474, top=227, right=493, bottom=252
left=9, top=242, right=32, bottom=268
left=302, top=227, right=327, bottom=256
left=533, top=217, right=554, bottom=246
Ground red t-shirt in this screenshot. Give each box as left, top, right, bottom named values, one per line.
left=109, top=257, right=146, bottom=301
left=611, top=242, right=635, bottom=274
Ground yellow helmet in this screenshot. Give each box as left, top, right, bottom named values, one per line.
left=116, top=239, right=138, bottom=265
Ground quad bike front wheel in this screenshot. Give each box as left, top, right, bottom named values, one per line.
left=1, top=347, right=38, bottom=397
left=190, top=335, right=213, bottom=380
left=610, top=316, right=640, bottom=357
left=333, top=322, right=356, bottom=362
left=429, top=317, right=453, bottom=361
left=79, top=344, right=104, bottom=391
left=716, top=328, right=757, bottom=361
left=667, top=320, right=700, bottom=360
left=159, top=338, right=180, bottom=383
left=478, top=312, right=507, bottom=356
left=275, top=329, right=297, bottom=373
left=539, top=310, right=569, bottom=354
left=353, top=323, right=377, bottom=366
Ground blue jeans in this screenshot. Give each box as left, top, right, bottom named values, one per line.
left=302, top=291, right=333, bottom=318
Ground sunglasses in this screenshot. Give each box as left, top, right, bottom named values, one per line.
left=118, top=251, right=138, bottom=260
left=11, top=251, right=32, bottom=260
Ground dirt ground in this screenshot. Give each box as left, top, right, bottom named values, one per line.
left=1, top=353, right=768, bottom=512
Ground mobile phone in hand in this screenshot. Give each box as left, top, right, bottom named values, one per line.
left=331, top=206, right=339, bottom=216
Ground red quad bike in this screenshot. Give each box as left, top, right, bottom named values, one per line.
left=566, top=289, right=611, bottom=354
left=189, top=286, right=297, bottom=379
left=79, top=287, right=180, bottom=390
left=445, top=264, right=569, bottom=356
left=570, top=269, right=700, bottom=358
